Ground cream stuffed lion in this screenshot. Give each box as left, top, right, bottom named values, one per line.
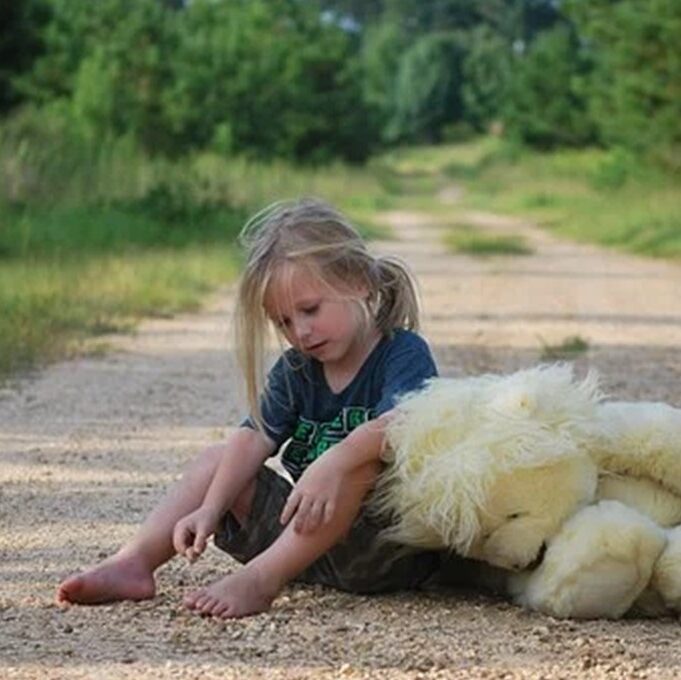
left=376, top=364, right=681, bottom=619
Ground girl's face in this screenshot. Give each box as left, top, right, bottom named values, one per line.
left=264, top=263, right=373, bottom=370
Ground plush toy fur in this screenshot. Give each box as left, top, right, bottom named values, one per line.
left=377, top=364, right=599, bottom=570
left=591, top=401, right=681, bottom=523
left=378, top=364, right=681, bottom=619
left=508, top=500, right=666, bottom=619
left=589, top=401, right=681, bottom=616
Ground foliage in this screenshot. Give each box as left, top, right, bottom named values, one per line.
left=0, top=123, right=388, bottom=379
left=0, top=247, right=239, bottom=377
left=4, top=0, right=677, bottom=164
left=461, top=25, right=512, bottom=131
left=0, top=0, right=49, bottom=112
left=456, top=139, right=681, bottom=260
left=14, top=0, right=376, bottom=162
left=387, top=32, right=466, bottom=143
left=504, top=25, right=596, bottom=148
left=564, top=0, right=681, bottom=170
left=360, top=19, right=406, bottom=143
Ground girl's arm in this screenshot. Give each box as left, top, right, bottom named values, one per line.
left=280, top=413, right=391, bottom=533
left=173, top=426, right=275, bottom=560
left=317, top=413, right=391, bottom=471
left=202, top=426, right=275, bottom=514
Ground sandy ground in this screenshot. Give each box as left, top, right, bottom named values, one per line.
left=2, top=197, right=681, bottom=679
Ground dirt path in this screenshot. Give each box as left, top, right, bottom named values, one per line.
left=2, top=197, right=681, bottom=679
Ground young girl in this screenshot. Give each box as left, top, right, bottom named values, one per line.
left=56, top=198, right=441, bottom=619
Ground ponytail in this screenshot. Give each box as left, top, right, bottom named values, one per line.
left=372, top=255, right=420, bottom=334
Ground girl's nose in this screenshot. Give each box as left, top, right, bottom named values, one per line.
left=293, top=316, right=311, bottom=341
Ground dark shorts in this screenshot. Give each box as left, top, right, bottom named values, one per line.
left=214, top=465, right=442, bottom=594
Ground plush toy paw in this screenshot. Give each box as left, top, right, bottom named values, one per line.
left=466, top=456, right=597, bottom=571
left=509, top=500, right=667, bottom=619
left=644, top=525, right=681, bottom=614
left=597, top=473, right=681, bottom=528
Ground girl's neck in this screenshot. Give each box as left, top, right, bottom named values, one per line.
left=322, top=326, right=382, bottom=394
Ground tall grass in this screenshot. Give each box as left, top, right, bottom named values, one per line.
left=447, top=142, right=681, bottom=259
left=0, top=109, right=388, bottom=379
left=0, top=248, right=239, bottom=375
left=373, top=138, right=681, bottom=261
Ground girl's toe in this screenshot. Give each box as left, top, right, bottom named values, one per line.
left=211, top=600, right=230, bottom=617
left=183, top=589, right=203, bottom=609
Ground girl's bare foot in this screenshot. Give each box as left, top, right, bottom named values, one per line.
left=183, top=565, right=281, bottom=619
left=56, top=553, right=156, bottom=606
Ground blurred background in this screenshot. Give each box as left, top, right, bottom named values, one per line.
left=1, top=0, right=679, bottom=377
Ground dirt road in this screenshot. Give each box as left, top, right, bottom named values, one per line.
left=2, top=202, right=681, bottom=679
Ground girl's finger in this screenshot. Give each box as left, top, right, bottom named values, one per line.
left=294, top=496, right=313, bottom=533
left=193, top=531, right=207, bottom=558
left=322, top=500, right=335, bottom=524
left=280, top=491, right=300, bottom=525
left=304, top=500, right=325, bottom=534
left=172, top=524, right=189, bottom=555
left=303, top=498, right=327, bottom=534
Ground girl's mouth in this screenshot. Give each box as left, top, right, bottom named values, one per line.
left=305, top=341, right=327, bottom=352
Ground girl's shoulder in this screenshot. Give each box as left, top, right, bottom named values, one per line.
left=371, top=328, right=437, bottom=375
left=383, top=328, right=434, bottom=355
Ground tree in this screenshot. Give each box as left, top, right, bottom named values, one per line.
left=387, top=32, right=466, bottom=143
left=18, top=0, right=179, bottom=152
left=565, top=0, right=681, bottom=168
left=166, top=0, right=375, bottom=160
left=0, top=0, right=49, bottom=112
left=461, top=25, right=512, bottom=131
left=359, top=19, right=406, bottom=142
left=503, top=25, right=596, bottom=148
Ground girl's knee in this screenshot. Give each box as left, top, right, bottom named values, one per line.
left=186, top=442, right=228, bottom=478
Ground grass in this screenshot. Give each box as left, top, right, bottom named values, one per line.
left=0, top=131, right=391, bottom=379
left=449, top=142, right=681, bottom=260
left=379, top=137, right=681, bottom=260
left=0, top=247, right=240, bottom=377
left=444, top=224, right=533, bottom=257
left=4, top=126, right=678, bottom=380
left=539, top=335, right=590, bottom=361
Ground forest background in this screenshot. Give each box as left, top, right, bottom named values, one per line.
left=1, top=0, right=680, bottom=377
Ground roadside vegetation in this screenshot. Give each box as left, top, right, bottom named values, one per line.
left=540, top=335, right=590, bottom=361
left=450, top=144, right=681, bottom=260
left=2, top=0, right=678, bottom=380
left=444, top=223, right=533, bottom=257
left=382, top=138, right=681, bottom=261
left=0, top=135, right=388, bottom=379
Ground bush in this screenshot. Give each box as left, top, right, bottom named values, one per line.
left=503, top=25, right=596, bottom=149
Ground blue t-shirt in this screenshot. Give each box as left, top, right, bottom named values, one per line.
left=244, top=329, right=438, bottom=481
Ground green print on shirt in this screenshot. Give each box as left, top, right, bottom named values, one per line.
left=285, top=406, right=373, bottom=469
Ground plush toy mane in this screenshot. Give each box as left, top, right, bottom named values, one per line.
left=375, top=364, right=601, bottom=554
left=591, top=402, right=681, bottom=497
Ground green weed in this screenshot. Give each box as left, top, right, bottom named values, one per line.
left=540, top=335, right=590, bottom=361
left=445, top=225, right=533, bottom=256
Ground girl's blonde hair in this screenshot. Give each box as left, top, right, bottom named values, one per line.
left=234, top=197, right=420, bottom=430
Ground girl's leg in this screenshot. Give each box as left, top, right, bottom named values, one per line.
left=184, top=461, right=381, bottom=618
left=56, top=443, right=252, bottom=605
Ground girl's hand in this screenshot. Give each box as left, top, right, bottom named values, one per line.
left=173, top=507, right=220, bottom=562
left=280, top=456, right=346, bottom=534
